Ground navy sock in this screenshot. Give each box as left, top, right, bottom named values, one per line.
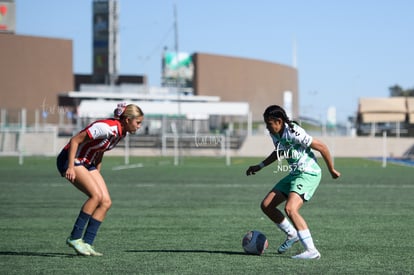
left=70, top=211, right=91, bottom=240
left=83, top=217, right=102, bottom=245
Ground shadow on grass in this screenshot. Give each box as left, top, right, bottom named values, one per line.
left=0, top=251, right=76, bottom=258
left=125, top=249, right=249, bottom=256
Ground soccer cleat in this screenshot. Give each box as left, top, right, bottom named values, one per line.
left=277, top=236, right=299, bottom=254
left=292, top=249, right=321, bottom=260
left=66, top=237, right=91, bottom=256
left=83, top=243, right=103, bottom=256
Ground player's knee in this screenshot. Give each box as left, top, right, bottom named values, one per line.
left=100, top=197, right=112, bottom=211
left=88, top=192, right=103, bottom=205
left=260, top=200, right=270, bottom=214
left=284, top=205, right=298, bottom=218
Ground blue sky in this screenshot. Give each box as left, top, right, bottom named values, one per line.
left=16, top=0, right=414, bottom=123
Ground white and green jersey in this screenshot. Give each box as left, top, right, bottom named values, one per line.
left=270, top=123, right=321, bottom=175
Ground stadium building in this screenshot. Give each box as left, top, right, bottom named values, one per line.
left=0, top=0, right=298, bottom=135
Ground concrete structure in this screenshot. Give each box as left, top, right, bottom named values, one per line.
left=237, top=135, right=414, bottom=158
left=0, top=33, right=147, bottom=126
left=6, top=133, right=410, bottom=158
left=103, top=135, right=414, bottom=159
left=0, top=34, right=73, bottom=124
left=357, top=97, right=414, bottom=136
left=193, top=53, right=298, bottom=121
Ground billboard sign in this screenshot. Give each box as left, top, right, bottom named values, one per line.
left=0, top=0, right=15, bottom=33
left=162, top=52, right=194, bottom=88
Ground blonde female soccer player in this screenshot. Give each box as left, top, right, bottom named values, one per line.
left=246, top=105, right=340, bottom=260
left=57, top=103, right=144, bottom=256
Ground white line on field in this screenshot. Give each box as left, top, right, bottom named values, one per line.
left=112, top=163, right=144, bottom=171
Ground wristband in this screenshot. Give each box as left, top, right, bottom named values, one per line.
left=259, top=162, right=265, bottom=168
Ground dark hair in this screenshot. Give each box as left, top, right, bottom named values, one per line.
left=263, top=105, right=296, bottom=133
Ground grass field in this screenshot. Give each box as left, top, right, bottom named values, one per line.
left=0, top=156, right=413, bottom=274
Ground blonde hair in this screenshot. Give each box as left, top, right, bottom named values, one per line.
left=114, top=103, right=144, bottom=119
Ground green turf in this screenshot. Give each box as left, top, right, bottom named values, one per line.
left=0, top=156, right=413, bottom=274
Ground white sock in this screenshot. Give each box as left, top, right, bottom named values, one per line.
left=277, top=218, right=297, bottom=238
left=298, top=229, right=317, bottom=251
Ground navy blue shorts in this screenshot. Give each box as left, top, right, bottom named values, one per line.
left=56, top=150, right=97, bottom=176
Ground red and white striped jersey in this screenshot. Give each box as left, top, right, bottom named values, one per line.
left=63, top=119, right=124, bottom=166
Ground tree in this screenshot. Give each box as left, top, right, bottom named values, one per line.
left=389, top=85, right=414, bottom=97
left=389, top=85, right=404, bottom=96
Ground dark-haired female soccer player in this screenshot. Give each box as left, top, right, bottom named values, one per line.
left=57, top=103, right=144, bottom=256
left=246, top=105, right=340, bottom=259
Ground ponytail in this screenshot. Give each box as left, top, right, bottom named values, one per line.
left=114, top=103, right=127, bottom=119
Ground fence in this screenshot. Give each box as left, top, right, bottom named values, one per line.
left=0, top=109, right=58, bottom=164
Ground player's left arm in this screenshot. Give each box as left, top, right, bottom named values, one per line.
left=246, top=150, right=279, bottom=176
left=310, top=138, right=341, bottom=179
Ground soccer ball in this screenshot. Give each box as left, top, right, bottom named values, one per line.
left=242, top=230, right=268, bottom=255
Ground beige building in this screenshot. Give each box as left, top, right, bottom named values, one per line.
left=357, top=97, right=414, bottom=136
left=193, top=53, right=298, bottom=121
left=0, top=34, right=73, bottom=124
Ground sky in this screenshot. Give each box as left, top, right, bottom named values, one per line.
left=15, top=0, right=414, bottom=123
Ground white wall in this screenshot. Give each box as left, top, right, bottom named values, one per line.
left=3, top=132, right=413, bottom=158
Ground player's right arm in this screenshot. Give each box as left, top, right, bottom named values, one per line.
left=310, top=138, right=341, bottom=179
left=246, top=150, right=278, bottom=176
left=65, top=131, right=90, bottom=182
